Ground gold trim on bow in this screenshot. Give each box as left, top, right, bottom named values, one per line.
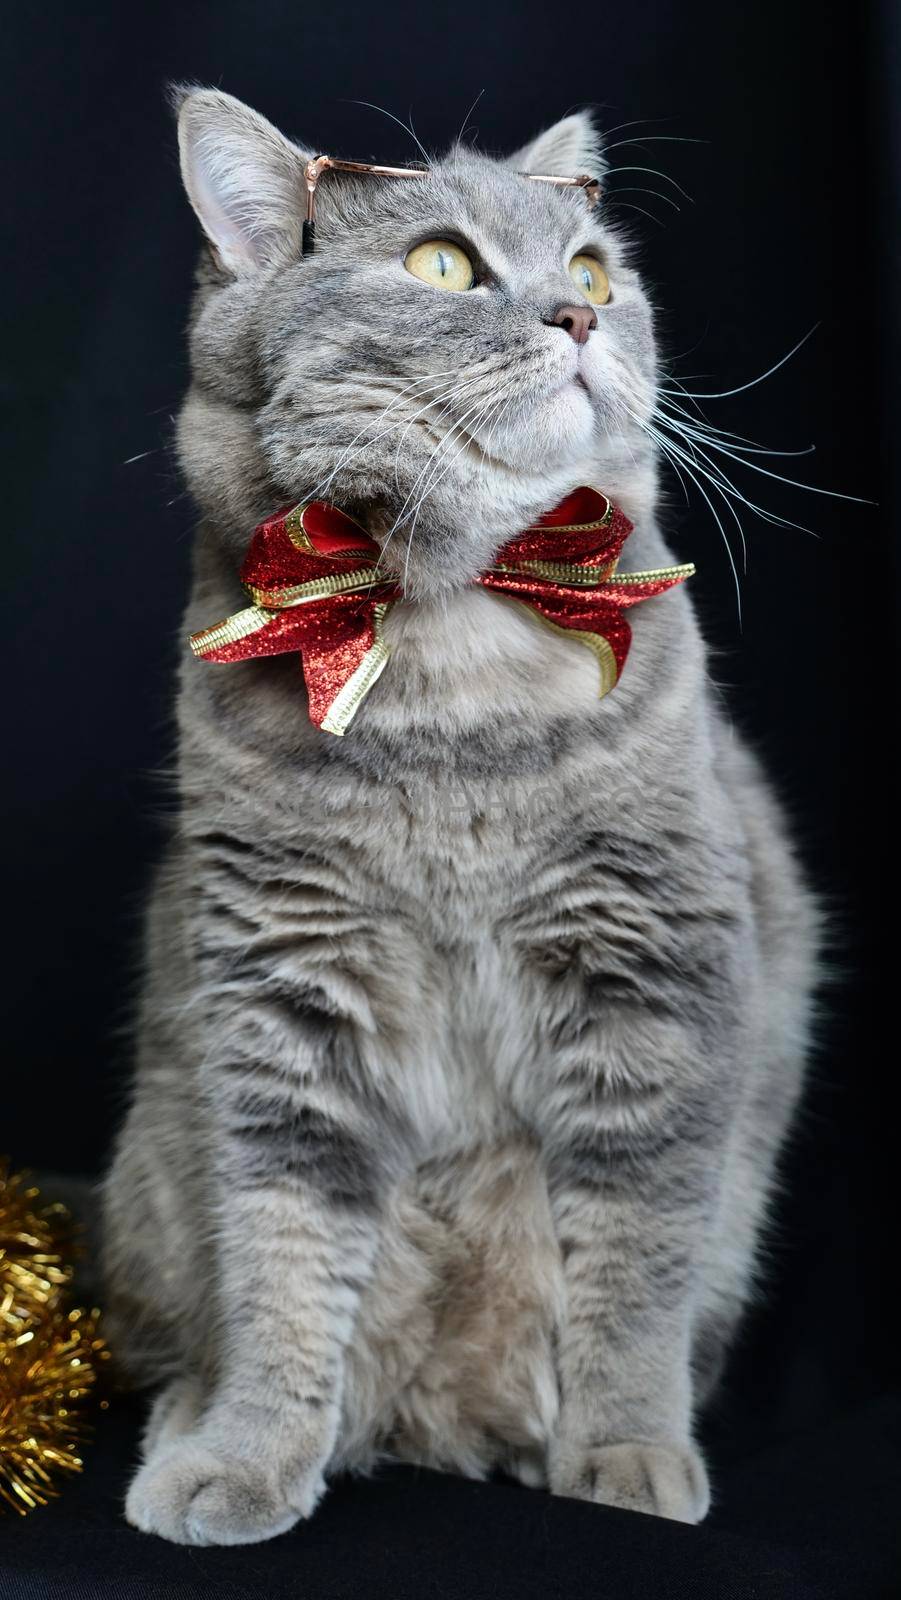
left=245, top=568, right=388, bottom=608
left=490, top=558, right=618, bottom=585
left=525, top=608, right=620, bottom=697
left=319, top=602, right=394, bottom=736
left=533, top=498, right=613, bottom=534
left=284, top=502, right=375, bottom=559
left=605, top=562, right=696, bottom=587
left=189, top=605, right=274, bottom=656
left=488, top=559, right=694, bottom=590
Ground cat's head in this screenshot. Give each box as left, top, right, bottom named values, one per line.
left=176, top=88, right=658, bottom=594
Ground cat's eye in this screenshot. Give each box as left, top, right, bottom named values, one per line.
left=404, top=239, right=475, bottom=293
left=568, top=254, right=611, bottom=306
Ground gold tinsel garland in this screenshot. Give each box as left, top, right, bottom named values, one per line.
left=0, top=1160, right=109, bottom=1514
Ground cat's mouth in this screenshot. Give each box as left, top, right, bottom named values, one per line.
left=536, top=355, right=596, bottom=409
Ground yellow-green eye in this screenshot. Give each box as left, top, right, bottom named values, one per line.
left=568, top=254, right=611, bottom=305
left=404, top=239, right=475, bottom=292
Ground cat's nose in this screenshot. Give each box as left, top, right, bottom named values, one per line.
left=545, top=304, right=598, bottom=345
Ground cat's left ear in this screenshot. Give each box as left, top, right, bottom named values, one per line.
left=507, top=112, right=604, bottom=178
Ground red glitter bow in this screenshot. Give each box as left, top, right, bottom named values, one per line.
left=189, top=488, right=694, bottom=736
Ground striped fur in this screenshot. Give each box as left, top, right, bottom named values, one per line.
left=101, top=90, right=820, bottom=1544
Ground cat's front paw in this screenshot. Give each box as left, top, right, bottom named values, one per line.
left=550, top=1438, right=709, bottom=1523
left=125, top=1433, right=325, bottom=1546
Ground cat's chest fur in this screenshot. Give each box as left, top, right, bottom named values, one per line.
left=237, top=585, right=720, bottom=1144
left=184, top=572, right=722, bottom=1124
left=379, top=586, right=607, bottom=738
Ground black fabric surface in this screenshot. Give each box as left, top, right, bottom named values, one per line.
left=2, top=1397, right=900, bottom=1600
left=3, top=0, right=899, bottom=1594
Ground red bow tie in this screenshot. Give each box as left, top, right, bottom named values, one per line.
left=189, top=487, right=694, bottom=737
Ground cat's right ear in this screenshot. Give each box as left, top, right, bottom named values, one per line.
left=173, top=86, right=310, bottom=275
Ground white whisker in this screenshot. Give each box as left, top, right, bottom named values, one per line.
left=456, top=88, right=486, bottom=148
left=656, top=405, right=868, bottom=504
left=611, top=199, right=666, bottom=228
left=603, top=134, right=707, bottom=153
left=398, top=386, right=505, bottom=532
left=611, top=185, right=681, bottom=213
left=391, top=379, right=516, bottom=576
left=658, top=394, right=816, bottom=456
left=639, top=417, right=744, bottom=617
left=309, top=371, right=464, bottom=501
left=648, top=417, right=749, bottom=570
left=646, top=409, right=823, bottom=539
left=342, top=99, right=432, bottom=165
left=672, top=326, right=821, bottom=399
left=402, top=391, right=511, bottom=585
left=607, top=165, right=694, bottom=203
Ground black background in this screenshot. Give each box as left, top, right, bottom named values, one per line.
left=3, top=1, right=899, bottom=1593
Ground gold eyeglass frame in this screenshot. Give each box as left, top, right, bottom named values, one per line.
left=301, top=156, right=602, bottom=254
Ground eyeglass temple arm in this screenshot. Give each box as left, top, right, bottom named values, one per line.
left=303, top=156, right=433, bottom=254
left=301, top=158, right=602, bottom=256
left=302, top=157, right=331, bottom=255
left=525, top=173, right=603, bottom=207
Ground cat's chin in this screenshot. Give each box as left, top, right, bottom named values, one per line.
left=479, top=382, right=598, bottom=473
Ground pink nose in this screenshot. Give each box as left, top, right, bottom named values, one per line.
left=547, top=303, right=598, bottom=345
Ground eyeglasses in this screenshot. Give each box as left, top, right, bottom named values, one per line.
left=301, top=155, right=602, bottom=255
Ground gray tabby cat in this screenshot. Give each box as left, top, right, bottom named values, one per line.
left=101, top=87, right=820, bottom=1546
